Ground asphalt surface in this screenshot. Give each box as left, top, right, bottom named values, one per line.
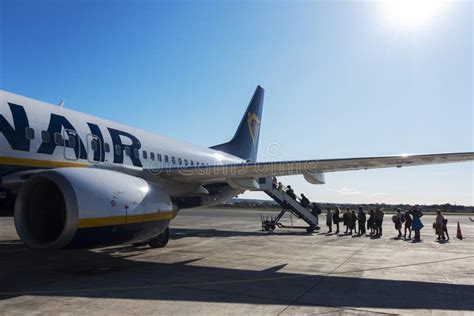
left=1, top=208, right=474, bottom=315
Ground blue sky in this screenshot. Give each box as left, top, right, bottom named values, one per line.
left=1, top=0, right=472, bottom=205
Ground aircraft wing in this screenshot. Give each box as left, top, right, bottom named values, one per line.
left=155, top=152, right=474, bottom=183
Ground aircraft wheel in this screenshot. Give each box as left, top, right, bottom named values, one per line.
left=148, top=227, right=170, bottom=248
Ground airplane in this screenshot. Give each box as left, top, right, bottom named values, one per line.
left=0, top=86, right=473, bottom=249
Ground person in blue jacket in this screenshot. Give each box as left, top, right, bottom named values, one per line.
left=410, top=208, right=424, bottom=241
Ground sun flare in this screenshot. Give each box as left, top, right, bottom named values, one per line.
left=379, top=0, right=448, bottom=29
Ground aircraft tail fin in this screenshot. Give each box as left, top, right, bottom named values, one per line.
left=211, top=85, right=264, bottom=162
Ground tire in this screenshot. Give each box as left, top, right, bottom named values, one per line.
left=148, top=227, right=170, bottom=248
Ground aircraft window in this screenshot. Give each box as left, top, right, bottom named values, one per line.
left=25, top=127, right=35, bottom=140
left=150, top=152, right=155, bottom=160
left=104, top=143, right=110, bottom=152
left=171, top=156, right=176, bottom=164
left=115, top=144, right=121, bottom=155
left=125, top=147, right=131, bottom=157
left=41, top=131, right=50, bottom=143
left=164, top=155, right=169, bottom=163
left=142, top=150, right=147, bottom=159
left=134, top=148, right=139, bottom=158
left=157, top=153, right=162, bottom=161
left=54, top=133, right=64, bottom=145
left=66, top=134, right=76, bottom=148
left=91, top=139, right=99, bottom=151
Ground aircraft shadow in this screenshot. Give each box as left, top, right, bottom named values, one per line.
left=1, top=240, right=473, bottom=312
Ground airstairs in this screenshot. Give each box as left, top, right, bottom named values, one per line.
left=258, top=177, right=319, bottom=233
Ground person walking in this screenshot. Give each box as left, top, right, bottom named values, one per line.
left=333, top=207, right=341, bottom=234
left=410, top=208, right=424, bottom=242
left=393, top=208, right=403, bottom=238
left=358, top=207, right=367, bottom=236
left=286, top=185, right=296, bottom=200
left=272, top=177, right=278, bottom=189
left=434, top=211, right=445, bottom=241
left=404, top=210, right=412, bottom=239
left=300, top=193, right=310, bottom=208
left=443, top=217, right=450, bottom=241
left=326, top=208, right=333, bottom=233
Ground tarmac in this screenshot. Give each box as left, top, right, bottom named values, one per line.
left=1, top=208, right=474, bottom=315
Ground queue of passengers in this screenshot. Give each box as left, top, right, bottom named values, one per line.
left=325, top=206, right=427, bottom=242
left=325, top=207, right=385, bottom=237
left=271, top=178, right=451, bottom=242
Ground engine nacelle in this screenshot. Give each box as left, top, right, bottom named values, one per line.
left=14, top=168, right=175, bottom=249
left=303, top=171, right=326, bottom=185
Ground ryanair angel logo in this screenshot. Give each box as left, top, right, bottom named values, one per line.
left=247, top=112, right=261, bottom=147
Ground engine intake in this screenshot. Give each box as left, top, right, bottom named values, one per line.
left=14, top=168, right=174, bottom=249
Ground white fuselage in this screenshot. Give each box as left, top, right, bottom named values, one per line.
left=0, top=90, right=244, bottom=180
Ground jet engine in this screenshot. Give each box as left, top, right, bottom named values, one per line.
left=14, top=168, right=175, bottom=249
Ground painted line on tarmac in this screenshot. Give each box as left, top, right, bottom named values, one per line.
left=277, top=245, right=365, bottom=315
left=331, top=254, right=474, bottom=275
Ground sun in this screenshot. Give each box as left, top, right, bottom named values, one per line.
left=379, top=0, right=447, bottom=29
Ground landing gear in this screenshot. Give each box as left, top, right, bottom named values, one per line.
left=148, top=227, right=170, bottom=248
